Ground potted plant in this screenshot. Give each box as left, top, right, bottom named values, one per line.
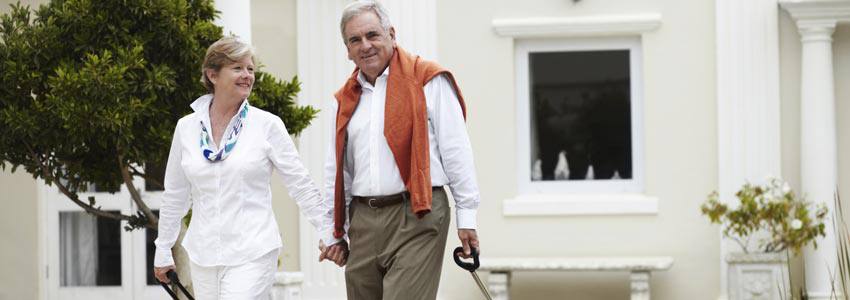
left=701, top=177, right=827, bottom=300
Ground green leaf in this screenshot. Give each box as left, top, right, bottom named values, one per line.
left=0, top=0, right=316, bottom=231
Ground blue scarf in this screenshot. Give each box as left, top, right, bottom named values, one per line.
left=200, top=100, right=249, bottom=162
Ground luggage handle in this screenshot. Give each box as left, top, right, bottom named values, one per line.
left=453, top=246, right=480, bottom=272
left=159, top=270, right=195, bottom=300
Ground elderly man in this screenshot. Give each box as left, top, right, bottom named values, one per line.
left=318, top=1, right=482, bottom=299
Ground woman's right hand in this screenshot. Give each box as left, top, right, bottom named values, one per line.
left=154, top=265, right=176, bottom=283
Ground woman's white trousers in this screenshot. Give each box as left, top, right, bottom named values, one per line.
left=190, top=249, right=279, bottom=300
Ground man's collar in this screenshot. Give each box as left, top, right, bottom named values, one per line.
left=356, top=66, right=390, bottom=88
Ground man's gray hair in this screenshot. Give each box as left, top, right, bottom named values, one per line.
left=340, top=1, right=392, bottom=44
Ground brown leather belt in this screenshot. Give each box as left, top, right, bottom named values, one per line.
left=353, top=186, right=443, bottom=209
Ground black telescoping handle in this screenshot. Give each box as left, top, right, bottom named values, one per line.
left=159, top=270, right=195, bottom=300
left=167, top=270, right=179, bottom=282
left=453, top=246, right=480, bottom=272
left=159, top=280, right=179, bottom=300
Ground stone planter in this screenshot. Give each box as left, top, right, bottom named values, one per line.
left=727, top=252, right=789, bottom=300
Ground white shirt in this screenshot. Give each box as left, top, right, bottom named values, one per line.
left=154, top=94, right=335, bottom=268
left=323, top=69, right=480, bottom=236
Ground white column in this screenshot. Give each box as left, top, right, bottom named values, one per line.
left=214, top=0, right=252, bottom=43
left=295, top=1, right=351, bottom=299
left=295, top=1, right=438, bottom=299
left=715, top=0, right=782, bottom=298
left=381, top=0, right=439, bottom=60
left=629, top=271, right=651, bottom=300
left=799, top=19, right=838, bottom=300
left=781, top=1, right=850, bottom=299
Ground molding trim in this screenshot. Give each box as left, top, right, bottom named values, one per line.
left=780, top=0, right=850, bottom=22
left=492, top=13, right=662, bottom=38
left=503, top=194, right=658, bottom=216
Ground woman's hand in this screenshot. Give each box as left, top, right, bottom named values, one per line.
left=154, top=265, right=176, bottom=283
left=319, top=239, right=349, bottom=267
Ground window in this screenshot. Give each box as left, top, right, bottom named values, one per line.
left=516, top=37, right=645, bottom=195
left=45, top=166, right=169, bottom=299
left=530, top=50, right=632, bottom=182
left=59, top=211, right=122, bottom=286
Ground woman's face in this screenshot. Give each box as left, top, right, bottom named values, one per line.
left=208, top=56, right=255, bottom=101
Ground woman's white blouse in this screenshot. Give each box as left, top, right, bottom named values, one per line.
left=154, top=95, right=335, bottom=267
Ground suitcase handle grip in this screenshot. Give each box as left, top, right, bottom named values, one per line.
left=453, top=246, right=480, bottom=272
left=159, top=270, right=195, bottom=300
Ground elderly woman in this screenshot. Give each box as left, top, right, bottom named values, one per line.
left=152, top=37, right=341, bottom=299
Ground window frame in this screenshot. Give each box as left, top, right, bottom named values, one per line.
left=516, top=36, right=646, bottom=195
left=43, top=167, right=167, bottom=300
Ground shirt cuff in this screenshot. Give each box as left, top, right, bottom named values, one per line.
left=320, top=228, right=344, bottom=246
left=456, top=208, right=478, bottom=229
left=154, top=247, right=175, bottom=267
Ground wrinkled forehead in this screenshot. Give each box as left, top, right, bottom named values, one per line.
left=343, top=12, right=386, bottom=38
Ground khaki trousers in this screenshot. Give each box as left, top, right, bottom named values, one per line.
left=344, top=188, right=451, bottom=300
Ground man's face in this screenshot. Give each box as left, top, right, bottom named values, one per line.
left=343, top=11, right=395, bottom=83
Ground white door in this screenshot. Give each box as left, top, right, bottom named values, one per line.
left=44, top=172, right=172, bottom=300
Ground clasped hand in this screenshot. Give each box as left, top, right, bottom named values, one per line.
left=318, top=239, right=349, bottom=266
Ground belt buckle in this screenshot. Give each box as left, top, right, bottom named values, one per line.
left=368, top=198, right=378, bottom=208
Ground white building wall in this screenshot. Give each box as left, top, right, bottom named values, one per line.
left=0, top=169, right=40, bottom=300
left=0, top=4, right=48, bottom=300
left=436, top=0, right=720, bottom=299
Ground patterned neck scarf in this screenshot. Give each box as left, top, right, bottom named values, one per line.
left=200, top=100, right=249, bottom=162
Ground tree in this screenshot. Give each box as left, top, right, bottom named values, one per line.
left=0, top=0, right=318, bottom=231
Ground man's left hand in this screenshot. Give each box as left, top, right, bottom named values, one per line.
left=457, top=229, right=479, bottom=259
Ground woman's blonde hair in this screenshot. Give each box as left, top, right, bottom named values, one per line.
left=200, top=36, right=255, bottom=93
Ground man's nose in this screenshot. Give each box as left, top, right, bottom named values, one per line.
left=361, top=39, right=373, bottom=51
